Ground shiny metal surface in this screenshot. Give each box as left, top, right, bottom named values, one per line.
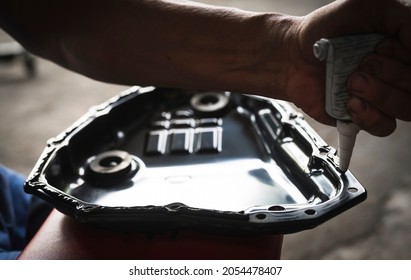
left=25, top=86, right=366, bottom=234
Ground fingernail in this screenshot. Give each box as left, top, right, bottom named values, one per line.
left=360, top=59, right=382, bottom=76
left=347, top=97, right=366, bottom=115
left=349, top=73, right=368, bottom=92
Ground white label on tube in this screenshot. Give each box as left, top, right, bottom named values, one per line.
left=313, top=34, right=384, bottom=120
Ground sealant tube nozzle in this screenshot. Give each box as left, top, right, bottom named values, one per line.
left=337, top=120, right=360, bottom=172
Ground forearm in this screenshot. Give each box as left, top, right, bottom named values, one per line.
left=0, top=0, right=298, bottom=99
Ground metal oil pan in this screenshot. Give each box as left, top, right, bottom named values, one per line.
left=25, top=86, right=366, bottom=235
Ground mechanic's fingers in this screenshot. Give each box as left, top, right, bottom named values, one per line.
left=347, top=96, right=396, bottom=137
left=359, top=54, right=411, bottom=92
left=347, top=68, right=411, bottom=122
left=376, top=38, right=411, bottom=64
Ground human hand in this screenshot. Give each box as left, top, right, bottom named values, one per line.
left=347, top=37, right=411, bottom=136
left=287, top=0, right=411, bottom=136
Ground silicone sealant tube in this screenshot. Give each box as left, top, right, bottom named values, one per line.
left=313, top=34, right=384, bottom=171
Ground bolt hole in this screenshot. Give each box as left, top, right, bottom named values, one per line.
left=190, top=92, right=229, bottom=114
left=99, top=156, right=122, bottom=168
left=86, top=150, right=139, bottom=188
left=348, top=187, right=358, bottom=193
left=305, top=209, right=316, bottom=216
left=256, top=214, right=267, bottom=220
left=199, top=95, right=219, bottom=105
left=268, top=205, right=285, bottom=211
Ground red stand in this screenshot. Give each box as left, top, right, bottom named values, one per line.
left=18, top=210, right=283, bottom=260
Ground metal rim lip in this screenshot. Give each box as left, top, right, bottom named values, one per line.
left=190, top=92, right=230, bottom=113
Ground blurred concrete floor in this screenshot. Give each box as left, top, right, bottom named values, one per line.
left=1, top=0, right=410, bottom=259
